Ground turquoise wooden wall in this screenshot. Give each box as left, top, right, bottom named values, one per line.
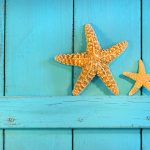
left=0, top=0, right=150, bottom=149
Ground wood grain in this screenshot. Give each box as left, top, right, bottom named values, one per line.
left=0, top=96, right=149, bottom=128
left=142, top=129, right=150, bottom=150
left=74, top=129, right=140, bottom=150
left=5, top=129, right=71, bottom=150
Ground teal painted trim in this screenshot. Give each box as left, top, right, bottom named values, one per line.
left=142, top=0, right=150, bottom=95
left=0, top=96, right=149, bottom=128
left=74, top=129, right=140, bottom=150
left=0, top=0, right=4, bottom=96
left=5, top=129, right=72, bottom=150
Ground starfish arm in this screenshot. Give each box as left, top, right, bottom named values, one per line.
left=128, top=82, right=142, bottom=96
left=146, top=74, right=150, bottom=80
left=97, top=64, right=119, bottom=95
left=55, top=53, right=85, bottom=67
left=139, top=59, right=146, bottom=74
left=143, top=81, right=150, bottom=91
left=85, top=24, right=101, bottom=53
left=72, top=68, right=96, bottom=96
left=103, top=41, right=128, bottom=63
left=123, top=72, right=138, bottom=81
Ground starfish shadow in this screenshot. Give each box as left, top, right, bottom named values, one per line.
left=49, top=57, right=72, bottom=95
left=119, top=74, right=135, bottom=85
left=94, top=76, right=114, bottom=96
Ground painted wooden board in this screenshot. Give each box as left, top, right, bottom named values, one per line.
left=142, top=0, right=150, bottom=95
left=74, top=129, right=140, bottom=150
left=0, top=130, right=3, bottom=150
left=5, top=0, right=73, bottom=96
left=0, top=0, right=5, bottom=149
left=74, top=1, right=141, bottom=149
left=74, top=0, right=141, bottom=96
left=142, top=129, right=150, bottom=150
left=0, top=96, right=149, bottom=128
left=5, top=0, right=73, bottom=149
left=5, top=129, right=71, bottom=150
left=0, top=0, right=4, bottom=95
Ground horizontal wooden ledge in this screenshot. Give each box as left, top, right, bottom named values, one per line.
left=0, top=96, right=150, bottom=128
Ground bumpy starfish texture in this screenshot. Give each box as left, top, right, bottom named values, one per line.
left=55, top=24, right=128, bottom=96
left=123, top=59, right=150, bottom=96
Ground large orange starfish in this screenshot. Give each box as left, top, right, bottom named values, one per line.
left=55, top=24, right=128, bottom=96
left=123, top=59, right=150, bottom=96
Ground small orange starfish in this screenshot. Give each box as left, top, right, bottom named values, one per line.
left=55, top=24, right=128, bottom=96
left=123, top=59, right=150, bottom=96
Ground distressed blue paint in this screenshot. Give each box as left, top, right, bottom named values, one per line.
left=142, top=0, right=150, bottom=95
left=74, top=0, right=141, bottom=96
left=142, top=129, right=150, bottom=150
left=6, top=0, right=73, bottom=96
left=74, top=129, right=140, bottom=150
left=5, top=129, right=71, bottom=150
left=0, top=96, right=149, bottom=128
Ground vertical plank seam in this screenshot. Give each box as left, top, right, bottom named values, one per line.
left=3, top=0, right=6, bottom=96
left=72, top=0, right=75, bottom=91
left=140, top=128, right=143, bottom=150
left=140, top=0, right=143, bottom=96
left=72, top=0, right=75, bottom=150
left=2, top=129, right=5, bottom=150
left=140, top=1, right=143, bottom=150
left=72, top=129, right=74, bottom=150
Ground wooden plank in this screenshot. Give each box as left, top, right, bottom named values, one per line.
left=0, top=130, right=3, bottom=150
left=74, top=1, right=141, bottom=149
left=0, top=0, right=4, bottom=95
left=74, top=0, right=141, bottom=95
left=142, top=129, right=150, bottom=150
left=74, top=129, right=140, bottom=150
left=0, top=0, right=5, bottom=149
left=5, top=1, right=73, bottom=149
left=5, top=129, right=71, bottom=150
left=142, top=0, right=150, bottom=95
left=5, top=0, right=73, bottom=96
left=0, top=96, right=149, bottom=128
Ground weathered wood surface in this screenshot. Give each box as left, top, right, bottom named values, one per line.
left=142, top=129, right=150, bottom=150
left=5, top=129, right=72, bottom=150
left=74, top=129, right=140, bottom=150
left=0, top=96, right=149, bottom=128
